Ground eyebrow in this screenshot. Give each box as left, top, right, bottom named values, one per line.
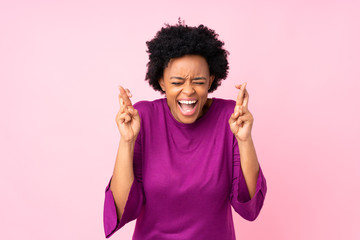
left=170, top=76, right=207, bottom=80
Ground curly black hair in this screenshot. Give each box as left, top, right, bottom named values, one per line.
left=145, top=18, right=229, bottom=94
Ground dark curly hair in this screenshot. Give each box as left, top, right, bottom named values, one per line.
left=145, top=18, right=229, bottom=94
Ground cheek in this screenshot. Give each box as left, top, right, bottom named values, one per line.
left=197, top=87, right=209, bottom=96
left=170, top=88, right=180, bottom=95
left=166, top=88, right=180, bottom=100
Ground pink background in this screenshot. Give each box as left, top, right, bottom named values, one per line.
left=1, top=0, right=359, bottom=239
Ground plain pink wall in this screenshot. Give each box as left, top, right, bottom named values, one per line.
left=1, top=0, right=359, bottom=239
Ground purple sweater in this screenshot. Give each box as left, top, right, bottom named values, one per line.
left=103, top=97, right=267, bottom=239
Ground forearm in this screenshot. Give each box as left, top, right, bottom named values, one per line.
left=237, top=136, right=260, bottom=199
left=110, top=138, right=136, bottom=221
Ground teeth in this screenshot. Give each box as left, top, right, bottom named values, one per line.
left=178, top=100, right=197, bottom=104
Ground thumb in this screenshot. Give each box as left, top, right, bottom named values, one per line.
left=229, top=112, right=237, bottom=124
left=131, top=108, right=140, bottom=120
left=230, top=112, right=239, bottom=120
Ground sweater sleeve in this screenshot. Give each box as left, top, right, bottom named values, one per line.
left=230, top=136, right=267, bottom=221
left=103, top=131, right=145, bottom=238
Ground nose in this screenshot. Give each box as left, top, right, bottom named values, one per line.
left=182, top=82, right=195, bottom=95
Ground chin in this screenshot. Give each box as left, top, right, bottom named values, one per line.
left=179, top=117, right=197, bottom=124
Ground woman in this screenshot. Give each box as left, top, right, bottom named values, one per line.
left=103, top=20, right=267, bottom=239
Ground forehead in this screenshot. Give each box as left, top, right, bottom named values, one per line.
left=165, top=55, right=209, bottom=75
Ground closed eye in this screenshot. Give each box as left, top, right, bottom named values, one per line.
left=172, top=82, right=204, bottom=85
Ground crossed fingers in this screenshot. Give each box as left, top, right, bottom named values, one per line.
left=234, top=82, right=249, bottom=116
left=118, top=86, right=132, bottom=106
left=118, top=85, right=134, bottom=124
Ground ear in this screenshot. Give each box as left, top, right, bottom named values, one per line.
left=159, top=77, right=165, bottom=92
left=209, top=75, right=215, bottom=90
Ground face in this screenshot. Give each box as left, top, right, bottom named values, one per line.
left=159, top=54, right=215, bottom=124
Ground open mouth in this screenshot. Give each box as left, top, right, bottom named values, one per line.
left=177, top=100, right=198, bottom=115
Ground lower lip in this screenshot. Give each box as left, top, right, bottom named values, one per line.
left=177, top=101, right=198, bottom=116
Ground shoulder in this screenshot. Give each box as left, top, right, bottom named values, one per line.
left=213, top=97, right=236, bottom=114
left=133, top=99, right=165, bottom=137
left=133, top=98, right=164, bottom=117
left=214, top=97, right=236, bottom=107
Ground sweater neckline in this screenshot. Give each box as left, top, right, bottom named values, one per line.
left=162, top=97, right=218, bottom=128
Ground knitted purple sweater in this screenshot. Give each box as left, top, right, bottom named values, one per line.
left=103, top=97, right=267, bottom=239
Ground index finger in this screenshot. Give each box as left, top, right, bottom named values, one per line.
left=119, top=85, right=133, bottom=107
left=242, top=88, right=249, bottom=108
left=236, top=82, right=247, bottom=106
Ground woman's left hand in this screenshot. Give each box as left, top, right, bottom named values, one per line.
left=228, top=82, right=254, bottom=141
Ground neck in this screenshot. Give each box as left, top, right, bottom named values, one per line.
left=198, top=98, right=213, bottom=119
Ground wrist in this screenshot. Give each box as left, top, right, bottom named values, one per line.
left=119, top=137, right=137, bottom=147
left=236, top=135, right=253, bottom=143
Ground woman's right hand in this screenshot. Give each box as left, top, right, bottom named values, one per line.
left=115, top=86, right=141, bottom=143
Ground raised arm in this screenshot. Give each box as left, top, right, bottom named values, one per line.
left=111, top=86, right=141, bottom=219
left=228, top=82, right=267, bottom=220
left=103, top=86, right=144, bottom=238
